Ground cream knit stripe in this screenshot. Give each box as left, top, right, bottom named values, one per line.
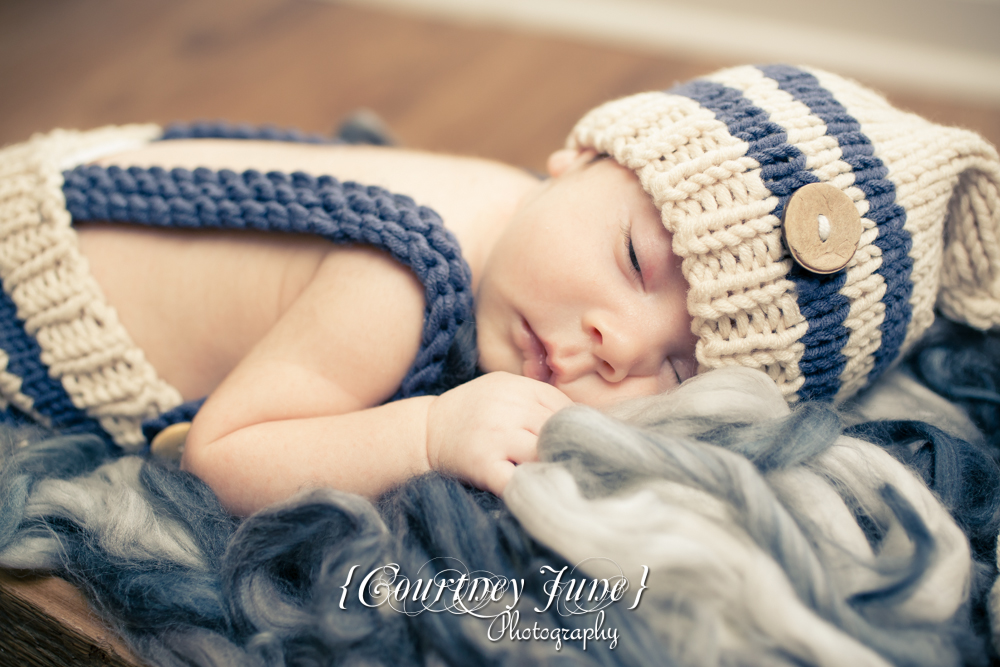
left=706, top=66, right=888, bottom=402
left=0, top=126, right=183, bottom=450
left=570, top=92, right=808, bottom=397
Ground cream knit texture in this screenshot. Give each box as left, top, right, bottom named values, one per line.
left=0, top=126, right=183, bottom=450
left=569, top=64, right=1000, bottom=403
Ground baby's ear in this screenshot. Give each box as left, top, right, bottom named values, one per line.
left=546, top=149, right=595, bottom=178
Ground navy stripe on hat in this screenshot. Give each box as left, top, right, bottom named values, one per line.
left=669, top=77, right=851, bottom=401
left=758, top=65, right=912, bottom=395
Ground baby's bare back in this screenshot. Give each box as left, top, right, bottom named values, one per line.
left=76, top=223, right=329, bottom=401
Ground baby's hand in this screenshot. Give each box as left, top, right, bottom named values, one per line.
left=425, top=372, right=573, bottom=496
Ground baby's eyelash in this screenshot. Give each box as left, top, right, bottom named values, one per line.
left=622, top=225, right=642, bottom=280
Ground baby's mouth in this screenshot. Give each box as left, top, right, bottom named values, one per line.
left=518, top=318, right=552, bottom=383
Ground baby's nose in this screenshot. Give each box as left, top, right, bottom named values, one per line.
left=588, top=320, right=660, bottom=384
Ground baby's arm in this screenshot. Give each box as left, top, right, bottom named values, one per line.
left=181, top=243, right=570, bottom=515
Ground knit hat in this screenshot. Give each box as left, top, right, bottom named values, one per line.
left=568, top=64, right=1000, bottom=403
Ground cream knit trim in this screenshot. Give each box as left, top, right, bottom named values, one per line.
left=0, top=125, right=183, bottom=450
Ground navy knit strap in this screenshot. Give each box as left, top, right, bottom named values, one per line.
left=62, top=164, right=475, bottom=406
left=141, top=398, right=206, bottom=444
left=161, top=121, right=337, bottom=144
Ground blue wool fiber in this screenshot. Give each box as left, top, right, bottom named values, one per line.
left=0, top=366, right=993, bottom=666
left=550, top=410, right=945, bottom=658
left=221, top=477, right=668, bottom=666
left=907, top=318, right=1000, bottom=456
left=844, top=420, right=1000, bottom=565
left=694, top=401, right=842, bottom=472
left=0, top=428, right=113, bottom=565
left=138, top=627, right=267, bottom=667
left=371, top=475, right=667, bottom=666
left=1, top=429, right=667, bottom=666
left=507, top=367, right=987, bottom=666
left=0, top=433, right=239, bottom=639
left=844, top=418, right=1000, bottom=647
left=222, top=492, right=398, bottom=649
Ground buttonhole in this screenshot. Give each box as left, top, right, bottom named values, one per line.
left=817, top=214, right=831, bottom=242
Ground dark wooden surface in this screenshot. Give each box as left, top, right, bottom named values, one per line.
left=0, top=571, right=140, bottom=667
left=0, top=0, right=997, bottom=663
left=1, top=0, right=996, bottom=174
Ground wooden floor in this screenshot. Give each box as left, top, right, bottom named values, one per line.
left=1, top=0, right=997, bottom=174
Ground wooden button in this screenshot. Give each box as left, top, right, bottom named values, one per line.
left=149, top=421, right=191, bottom=462
left=783, top=182, right=862, bottom=274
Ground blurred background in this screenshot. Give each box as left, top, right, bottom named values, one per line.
left=1, top=0, right=998, bottom=173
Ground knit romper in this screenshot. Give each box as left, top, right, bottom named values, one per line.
left=0, top=124, right=474, bottom=452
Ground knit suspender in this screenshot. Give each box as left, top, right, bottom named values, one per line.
left=63, top=162, right=474, bottom=402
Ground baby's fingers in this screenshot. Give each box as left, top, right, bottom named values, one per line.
left=506, top=428, right=539, bottom=464
left=520, top=392, right=570, bottom=439
left=480, top=428, right=538, bottom=496
left=483, top=459, right=517, bottom=498
left=532, top=382, right=575, bottom=413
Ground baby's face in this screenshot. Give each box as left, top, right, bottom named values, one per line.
left=475, top=150, right=697, bottom=407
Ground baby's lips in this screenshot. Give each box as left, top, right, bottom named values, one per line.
left=522, top=354, right=552, bottom=383
left=517, top=317, right=552, bottom=383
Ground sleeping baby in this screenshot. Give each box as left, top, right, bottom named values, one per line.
left=2, top=64, right=998, bottom=515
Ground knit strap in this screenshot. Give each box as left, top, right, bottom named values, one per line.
left=160, top=121, right=337, bottom=144
left=62, top=164, right=475, bottom=401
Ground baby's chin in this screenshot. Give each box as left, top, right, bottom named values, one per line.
left=555, top=373, right=679, bottom=409
left=473, top=333, right=524, bottom=378
left=474, top=354, right=527, bottom=382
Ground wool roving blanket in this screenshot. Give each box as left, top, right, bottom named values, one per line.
left=1, top=359, right=998, bottom=667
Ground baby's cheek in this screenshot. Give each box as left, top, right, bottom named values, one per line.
left=474, top=323, right=519, bottom=376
